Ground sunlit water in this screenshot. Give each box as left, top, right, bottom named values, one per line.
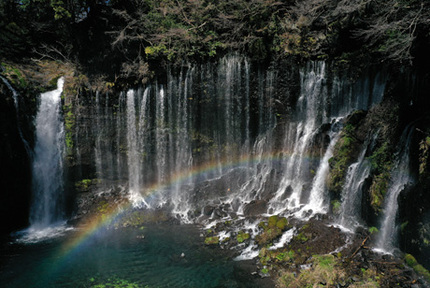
left=0, top=224, right=264, bottom=288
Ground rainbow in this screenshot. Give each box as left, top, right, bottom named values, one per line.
left=58, top=149, right=316, bottom=258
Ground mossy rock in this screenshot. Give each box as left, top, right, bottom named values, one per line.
left=75, top=179, right=95, bottom=192
left=404, top=254, right=430, bottom=282
left=276, top=217, right=289, bottom=230
left=256, top=216, right=290, bottom=246
left=236, top=231, right=250, bottom=243
left=1, top=63, right=28, bottom=89
left=327, top=123, right=362, bottom=197
left=204, top=236, right=219, bottom=245
left=369, top=170, right=391, bottom=213
left=265, top=215, right=289, bottom=230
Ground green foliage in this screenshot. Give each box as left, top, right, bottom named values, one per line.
left=1, top=63, right=28, bottom=89
left=367, top=142, right=394, bottom=212
left=369, top=143, right=392, bottom=175
left=278, top=254, right=341, bottom=287
left=275, top=250, right=295, bottom=262
left=369, top=171, right=390, bottom=211
left=369, top=226, right=379, bottom=234
left=328, top=121, right=361, bottom=197
left=259, top=247, right=296, bottom=267
left=51, top=0, right=72, bottom=20
left=1, top=0, right=429, bottom=70
left=331, top=200, right=341, bottom=215
left=313, top=254, right=335, bottom=269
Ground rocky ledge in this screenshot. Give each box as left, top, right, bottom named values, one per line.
left=71, top=187, right=429, bottom=288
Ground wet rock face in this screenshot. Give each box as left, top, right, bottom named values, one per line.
left=244, top=200, right=268, bottom=217
left=0, top=82, right=32, bottom=233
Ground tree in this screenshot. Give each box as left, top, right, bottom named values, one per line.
left=355, top=0, right=430, bottom=63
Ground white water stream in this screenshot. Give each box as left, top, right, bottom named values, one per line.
left=21, top=77, right=68, bottom=242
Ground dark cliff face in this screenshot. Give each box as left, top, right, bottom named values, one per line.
left=1, top=55, right=430, bottom=271
left=0, top=82, right=32, bottom=234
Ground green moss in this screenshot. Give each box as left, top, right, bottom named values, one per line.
left=366, top=141, right=395, bottom=213
left=404, top=254, right=418, bottom=267
left=413, top=264, right=430, bottom=282
left=331, top=200, right=341, bottom=215
left=276, top=217, right=289, bottom=230
left=404, top=254, right=430, bottom=282
left=204, top=236, right=219, bottom=245
left=369, top=170, right=391, bottom=212
left=256, top=216, right=290, bottom=246
left=369, top=142, right=392, bottom=174
left=278, top=254, right=340, bottom=287
left=97, top=200, right=109, bottom=214
left=328, top=122, right=361, bottom=197
left=268, top=215, right=278, bottom=227
left=1, top=63, right=28, bottom=89
left=236, top=231, right=250, bottom=243
left=313, top=254, right=335, bottom=269
left=75, top=179, right=94, bottom=191
left=294, top=232, right=309, bottom=243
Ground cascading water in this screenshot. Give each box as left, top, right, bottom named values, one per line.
left=72, top=56, right=388, bottom=229
left=337, top=144, right=372, bottom=231
left=269, top=63, right=326, bottom=214
left=1, top=76, right=20, bottom=111
left=0, top=76, right=30, bottom=151
left=375, top=124, right=415, bottom=254
left=126, top=89, right=146, bottom=206
left=23, top=77, right=67, bottom=241
left=303, top=123, right=342, bottom=216
left=268, top=62, right=386, bottom=217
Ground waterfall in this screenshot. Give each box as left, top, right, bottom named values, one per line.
left=268, top=62, right=327, bottom=215
left=268, top=62, right=386, bottom=218
left=1, top=76, right=30, bottom=152
left=375, top=125, right=415, bottom=253
left=127, top=89, right=147, bottom=206
left=69, top=56, right=389, bottom=229
left=1, top=76, right=20, bottom=111
left=168, top=68, right=194, bottom=222
left=156, top=85, right=168, bottom=184
left=338, top=147, right=371, bottom=230
left=29, top=77, right=66, bottom=230
left=303, top=123, right=342, bottom=216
